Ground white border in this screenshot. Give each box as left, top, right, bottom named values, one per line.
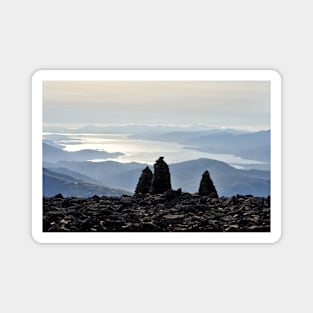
left=32, top=69, right=281, bottom=244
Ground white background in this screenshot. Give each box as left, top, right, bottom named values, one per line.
left=0, top=0, right=311, bottom=312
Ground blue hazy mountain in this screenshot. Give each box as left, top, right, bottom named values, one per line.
left=42, top=126, right=270, bottom=196
left=170, top=158, right=270, bottom=196
left=43, top=168, right=130, bottom=197
left=43, top=142, right=123, bottom=163
left=44, top=166, right=104, bottom=185
left=45, top=158, right=270, bottom=197
left=44, top=126, right=270, bottom=166
left=131, top=129, right=270, bottom=164
left=45, top=160, right=145, bottom=192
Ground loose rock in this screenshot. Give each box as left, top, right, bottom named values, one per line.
left=43, top=193, right=270, bottom=232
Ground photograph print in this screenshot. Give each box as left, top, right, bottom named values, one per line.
left=32, top=70, right=281, bottom=243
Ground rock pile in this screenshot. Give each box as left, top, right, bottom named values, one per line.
left=150, top=157, right=172, bottom=194
left=198, top=170, right=218, bottom=198
left=43, top=194, right=270, bottom=232
left=135, top=167, right=153, bottom=194
left=135, top=157, right=218, bottom=199
left=43, top=156, right=271, bottom=233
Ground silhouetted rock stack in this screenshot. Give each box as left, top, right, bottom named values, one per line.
left=198, top=170, right=218, bottom=198
left=134, top=157, right=219, bottom=198
left=135, top=166, right=153, bottom=194
left=150, top=157, right=172, bottom=194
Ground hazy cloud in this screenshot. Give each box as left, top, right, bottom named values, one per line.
left=43, top=80, right=270, bottom=130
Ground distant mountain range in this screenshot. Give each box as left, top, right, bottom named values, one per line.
left=44, top=158, right=270, bottom=197
left=43, top=168, right=130, bottom=197
left=44, top=126, right=270, bottom=165
left=42, top=126, right=270, bottom=197
left=131, top=129, right=270, bottom=165
left=170, top=158, right=270, bottom=196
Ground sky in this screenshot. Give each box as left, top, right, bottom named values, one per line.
left=43, top=80, right=270, bottom=130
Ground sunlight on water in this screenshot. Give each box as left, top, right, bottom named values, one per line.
left=44, top=132, right=264, bottom=166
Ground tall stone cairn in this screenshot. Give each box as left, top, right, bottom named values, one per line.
left=150, top=157, right=172, bottom=194
left=198, top=170, right=218, bottom=198
left=135, top=166, right=153, bottom=194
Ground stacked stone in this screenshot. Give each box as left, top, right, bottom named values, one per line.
left=135, top=167, right=153, bottom=194
left=198, top=170, right=218, bottom=198
left=134, top=158, right=219, bottom=199
left=150, top=157, right=172, bottom=194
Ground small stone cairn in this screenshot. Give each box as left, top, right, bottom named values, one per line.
left=198, top=170, right=218, bottom=198
left=134, top=157, right=219, bottom=198
left=150, top=157, right=172, bottom=194
left=135, top=166, right=153, bottom=194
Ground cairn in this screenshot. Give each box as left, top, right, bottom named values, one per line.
left=135, top=167, right=153, bottom=194
left=198, top=170, right=218, bottom=198
left=150, top=157, right=172, bottom=194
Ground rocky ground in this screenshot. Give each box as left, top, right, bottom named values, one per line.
left=43, top=193, right=270, bottom=232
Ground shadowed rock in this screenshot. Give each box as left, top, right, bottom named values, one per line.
left=163, top=188, right=182, bottom=201
left=43, top=194, right=271, bottom=232
left=135, top=167, right=153, bottom=194
left=150, top=157, right=172, bottom=194
left=198, top=170, right=218, bottom=198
